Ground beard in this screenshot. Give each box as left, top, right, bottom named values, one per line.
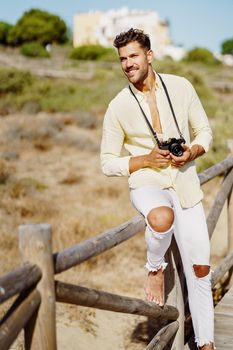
left=124, top=65, right=149, bottom=85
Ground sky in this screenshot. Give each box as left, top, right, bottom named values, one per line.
left=1, top=0, right=233, bottom=54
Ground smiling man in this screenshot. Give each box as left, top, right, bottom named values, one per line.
left=100, top=28, right=214, bottom=350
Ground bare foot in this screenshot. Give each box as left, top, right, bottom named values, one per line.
left=144, top=268, right=164, bottom=306
left=199, top=343, right=214, bottom=350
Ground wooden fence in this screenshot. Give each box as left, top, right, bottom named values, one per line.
left=0, top=156, right=232, bottom=350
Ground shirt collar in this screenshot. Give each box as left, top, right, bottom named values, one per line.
left=129, top=71, right=161, bottom=102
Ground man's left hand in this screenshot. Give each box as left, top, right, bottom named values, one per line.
left=170, top=144, right=191, bottom=168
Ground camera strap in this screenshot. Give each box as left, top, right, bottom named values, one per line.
left=157, top=73, right=183, bottom=138
left=128, top=85, right=161, bottom=146
left=128, top=73, right=184, bottom=146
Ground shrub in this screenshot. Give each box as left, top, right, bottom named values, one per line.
left=20, top=42, right=50, bottom=58
left=8, top=177, right=47, bottom=198
left=69, top=45, right=116, bottom=61
left=7, top=9, right=68, bottom=46
left=99, top=48, right=118, bottom=62
left=221, top=38, right=233, bottom=55
left=184, top=47, right=219, bottom=65
left=0, top=21, right=13, bottom=45
left=0, top=68, right=34, bottom=94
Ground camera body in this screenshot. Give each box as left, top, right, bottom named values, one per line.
left=159, top=137, right=185, bottom=157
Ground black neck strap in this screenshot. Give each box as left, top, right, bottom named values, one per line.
left=128, top=85, right=161, bottom=145
left=157, top=73, right=183, bottom=137
left=129, top=73, right=183, bottom=146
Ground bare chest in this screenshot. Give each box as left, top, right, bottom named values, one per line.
left=146, top=93, right=162, bottom=133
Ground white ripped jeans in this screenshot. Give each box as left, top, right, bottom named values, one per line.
left=130, top=186, right=214, bottom=348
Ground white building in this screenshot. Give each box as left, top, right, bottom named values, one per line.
left=73, top=7, right=185, bottom=60
left=216, top=54, right=233, bottom=66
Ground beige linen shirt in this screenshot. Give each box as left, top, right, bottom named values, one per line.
left=100, top=73, right=212, bottom=208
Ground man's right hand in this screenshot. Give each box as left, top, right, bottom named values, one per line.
left=129, top=146, right=171, bottom=174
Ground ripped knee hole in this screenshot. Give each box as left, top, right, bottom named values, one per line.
left=193, top=264, right=210, bottom=278
left=147, top=206, right=174, bottom=233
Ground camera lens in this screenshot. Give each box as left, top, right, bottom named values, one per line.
left=170, top=143, right=183, bottom=157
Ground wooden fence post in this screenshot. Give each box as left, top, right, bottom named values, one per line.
left=19, top=224, right=57, bottom=350
left=227, top=177, right=233, bottom=287
left=165, top=238, right=185, bottom=349
left=227, top=140, right=233, bottom=253
left=228, top=189, right=233, bottom=254
left=226, top=140, right=233, bottom=287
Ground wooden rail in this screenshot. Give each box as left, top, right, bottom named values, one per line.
left=0, top=264, right=41, bottom=304
left=54, top=215, right=145, bottom=274
left=0, top=290, right=41, bottom=349
left=212, top=251, right=233, bottom=287
left=0, top=156, right=232, bottom=350
left=145, top=321, right=179, bottom=350
left=55, top=281, right=179, bottom=320
left=207, top=168, right=233, bottom=237
left=198, top=156, right=233, bottom=185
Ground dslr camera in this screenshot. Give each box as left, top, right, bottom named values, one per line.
left=159, top=137, right=185, bottom=157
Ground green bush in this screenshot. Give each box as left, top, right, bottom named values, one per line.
left=0, top=68, right=34, bottom=94
left=99, top=48, right=118, bottom=62
left=0, top=21, right=13, bottom=45
left=69, top=45, right=117, bottom=61
left=20, top=42, right=50, bottom=58
left=184, top=47, right=219, bottom=65
left=221, top=38, right=233, bottom=55
left=7, top=9, right=68, bottom=46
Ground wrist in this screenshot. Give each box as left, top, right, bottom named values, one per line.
left=143, top=154, right=150, bottom=168
left=189, top=147, right=197, bottom=161
left=129, top=154, right=150, bottom=174
left=190, top=144, right=204, bottom=161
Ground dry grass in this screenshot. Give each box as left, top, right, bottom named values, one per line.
left=0, top=159, right=12, bottom=183
left=60, top=172, right=84, bottom=185
left=0, top=110, right=136, bottom=270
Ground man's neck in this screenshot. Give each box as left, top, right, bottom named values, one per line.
left=134, top=67, right=156, bottom=93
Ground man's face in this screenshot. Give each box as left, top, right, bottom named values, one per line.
left=118, top=41, right=153, bottom=84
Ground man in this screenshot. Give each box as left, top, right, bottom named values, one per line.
left=100, top=28, right=214, bottom=350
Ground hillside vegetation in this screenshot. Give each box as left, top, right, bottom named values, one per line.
left=0, top=50, right=232, bottom=170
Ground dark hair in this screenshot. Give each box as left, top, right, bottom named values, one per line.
left=113, top=28, right=151, bottom=50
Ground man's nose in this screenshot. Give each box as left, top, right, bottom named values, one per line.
left=126, top=58, right=133, bottom=68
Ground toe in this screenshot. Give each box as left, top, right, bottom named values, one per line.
left=158, top=297, right=163, bottom=306
left=152, top=297, right=159, bottom=304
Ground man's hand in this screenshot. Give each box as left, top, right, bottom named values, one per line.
left=129, top=144, right=205, bottom=173
left=147, top=146, right=171, bottom=169
left=170, top=144, right=205, bottom=168
left=170, top=144, right=191, bottom=168
left=129, top=146, right=171, bottom=174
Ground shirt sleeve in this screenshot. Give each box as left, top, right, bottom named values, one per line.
left=100, top=104, right=131, bottom=177
left=184, top=78, right=213, bottom=152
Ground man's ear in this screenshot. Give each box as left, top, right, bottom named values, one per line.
left=147, top=49, right=154, bottom=63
